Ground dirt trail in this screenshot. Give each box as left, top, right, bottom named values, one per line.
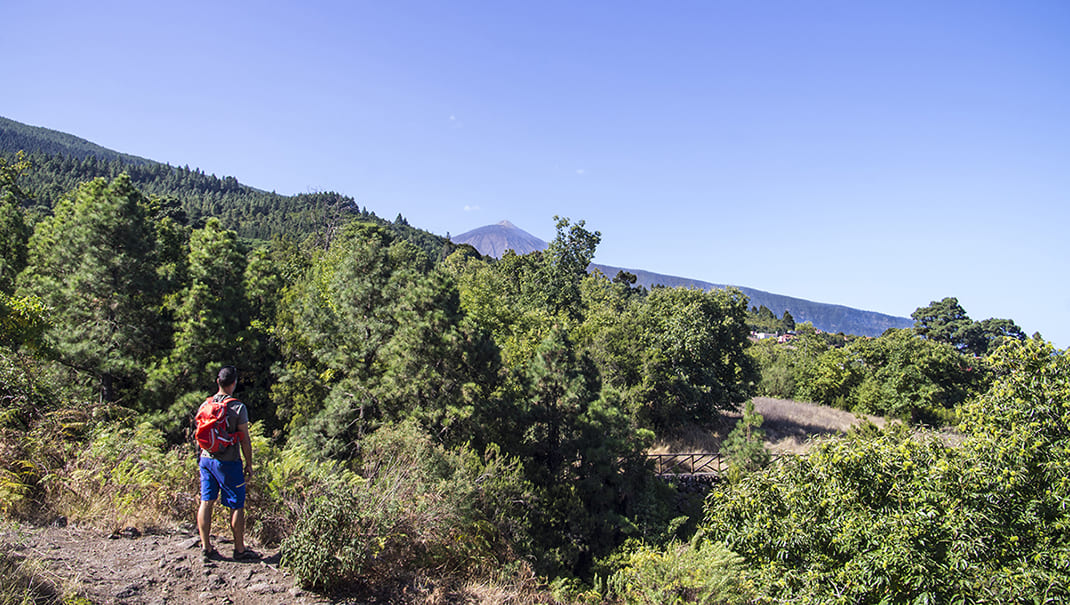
left=2, top=523, right=335, bottom=605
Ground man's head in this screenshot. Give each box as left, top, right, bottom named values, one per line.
left=217, top=365, right=238, bottom=389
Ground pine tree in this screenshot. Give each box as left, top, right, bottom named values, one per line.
left=720, top=399, right=770, bottom=478
left=18, top=174, right=162, bottom=403
left=0, top=152, right=31, bottom=293
left=149, top=218, right=246, bottom=407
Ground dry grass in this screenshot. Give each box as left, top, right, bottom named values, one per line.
left=0, top=548, right=67, bottom=605
left=646, top=421, right=730, bottom=455
left=651, top=397, right=889, bottom=456
left=753, top=397, right=887, bottom=454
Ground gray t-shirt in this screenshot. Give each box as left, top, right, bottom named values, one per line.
left=199, top=395, right=249, bottom=463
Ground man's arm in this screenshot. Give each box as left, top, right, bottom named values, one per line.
left=237, top=422, right=252, bottom=479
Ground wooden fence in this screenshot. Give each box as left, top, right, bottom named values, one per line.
left=646, top=452, right=794, bottom=479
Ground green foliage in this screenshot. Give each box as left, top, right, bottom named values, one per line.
left=444, top=217, right=603, bottom=376
left=748, top=338, right=797, bottom=399
left=281, top=421, right=534, bottom=595
left=446, top=246, right=554, bottom=374
left=747, top=305, right=795, bottom=335
left=756, top=327, right=984, bottom=423
left=53, top=421, right=196, bottom=529
left=702, top=338, right=1070, bottom=602
left=606, top=537, right=749, bottom=605
left=0, top=293, right=48, bottom=351
left=540, top=216, right=601, bottom=318
left=848, top=329, right=982, bottom=422
left=913, top=296, right=1026, bottom=356
left=278, top=223, right=498, bottom=454
left=0, top=346, right=57, bottom=519
left=629, top=286, right=757, bottom=430
left=485, top=326, right=666, bottom=579
left=912, top=296, right=973, bottom=346
left=17, top=174, right=164, bottom=403
left=237, top=421, right=362, bottom=544
left=1, top=148, right=449, bottom=255
left=0, top=151, right=31, bottom=293
left=719, top=399, right=769, bottom=479
left=576, top=275, right=758, bottom=432
left=145, top=218, right=248, bottom=427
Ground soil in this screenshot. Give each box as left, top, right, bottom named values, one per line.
left=1, top=522, right=336, bottom=605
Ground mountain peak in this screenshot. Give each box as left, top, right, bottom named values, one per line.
left=453, top=221, right=547, bottom=258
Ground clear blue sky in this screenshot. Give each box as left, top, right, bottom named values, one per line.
left=4, top=1, right=1069, bottom=347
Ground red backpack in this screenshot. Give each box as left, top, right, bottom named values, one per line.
left=195, top=394, right=242, bottom=453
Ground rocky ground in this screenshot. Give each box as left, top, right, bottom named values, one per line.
left=1, top=522, right=334, bottom=605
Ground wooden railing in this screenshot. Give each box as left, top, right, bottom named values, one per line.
left=646, top=452, right=794, bottom=479
left=647, top=453, right=725, bottom=477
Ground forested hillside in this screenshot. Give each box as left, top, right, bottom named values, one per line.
left=593, top=264, right=915, bottom=337
left=0, top=116, right=153, bottom=165
left=0, top=116, right=448, bottom=255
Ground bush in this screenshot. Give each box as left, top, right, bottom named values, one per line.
left=47, top=420, right=197, bottom=530
left=0, top=549, right=64, bottom=605
left=244, top=421, right=362, bottom=546
left=281, top=421, right=534, bottom=595
left=719, top=399, right=770, bottom=480
left=606, top=536, right=749, bottom=604
left=702, top=339, right=1070, bottom=602
left=0, top=347, right=91, bottom=522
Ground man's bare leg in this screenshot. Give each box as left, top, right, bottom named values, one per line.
left=197, top=500, right=214, bottom=554
left=231, top=507, right=245, bottom=553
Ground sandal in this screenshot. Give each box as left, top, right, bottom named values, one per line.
left=232, top=548, right=261, bottom=560
left=201, top=548, right=218, bottom=563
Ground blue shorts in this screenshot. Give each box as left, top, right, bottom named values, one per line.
left=199, top=457, right=246, bottom=509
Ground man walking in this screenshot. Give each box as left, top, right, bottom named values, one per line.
left=196, top=365, right=259, bottom=562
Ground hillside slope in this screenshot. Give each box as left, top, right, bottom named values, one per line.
left=0, top=116, right=152, bottom=165
left=452, top=220, right=912, bottom=337
left=592, top=263, right=913, bottom=336
left=1, top=116, right=448, bottom=255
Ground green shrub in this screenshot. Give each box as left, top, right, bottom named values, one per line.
left=0, top=347, right=83, bottom=521
left=243, top=420, right=362, bottom=545
left=49, top=420, right=196, bottom=529
left=719, top=399, right=770, bottom=480
left=606, top=536, right=749, bottom=604
left=281, top=421, right=534, bottom=595
left=702, top=339, right=1070, bottom=603
left=0, top=293, right=48, bottom=351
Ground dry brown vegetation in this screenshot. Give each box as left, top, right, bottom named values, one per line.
left=650, top=397, right=888, bottom=456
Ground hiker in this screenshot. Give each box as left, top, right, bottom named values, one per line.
left=196, top=365, right=259, bottom=562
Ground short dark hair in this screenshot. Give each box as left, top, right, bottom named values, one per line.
left=217, top=365, right=238, bottom=387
